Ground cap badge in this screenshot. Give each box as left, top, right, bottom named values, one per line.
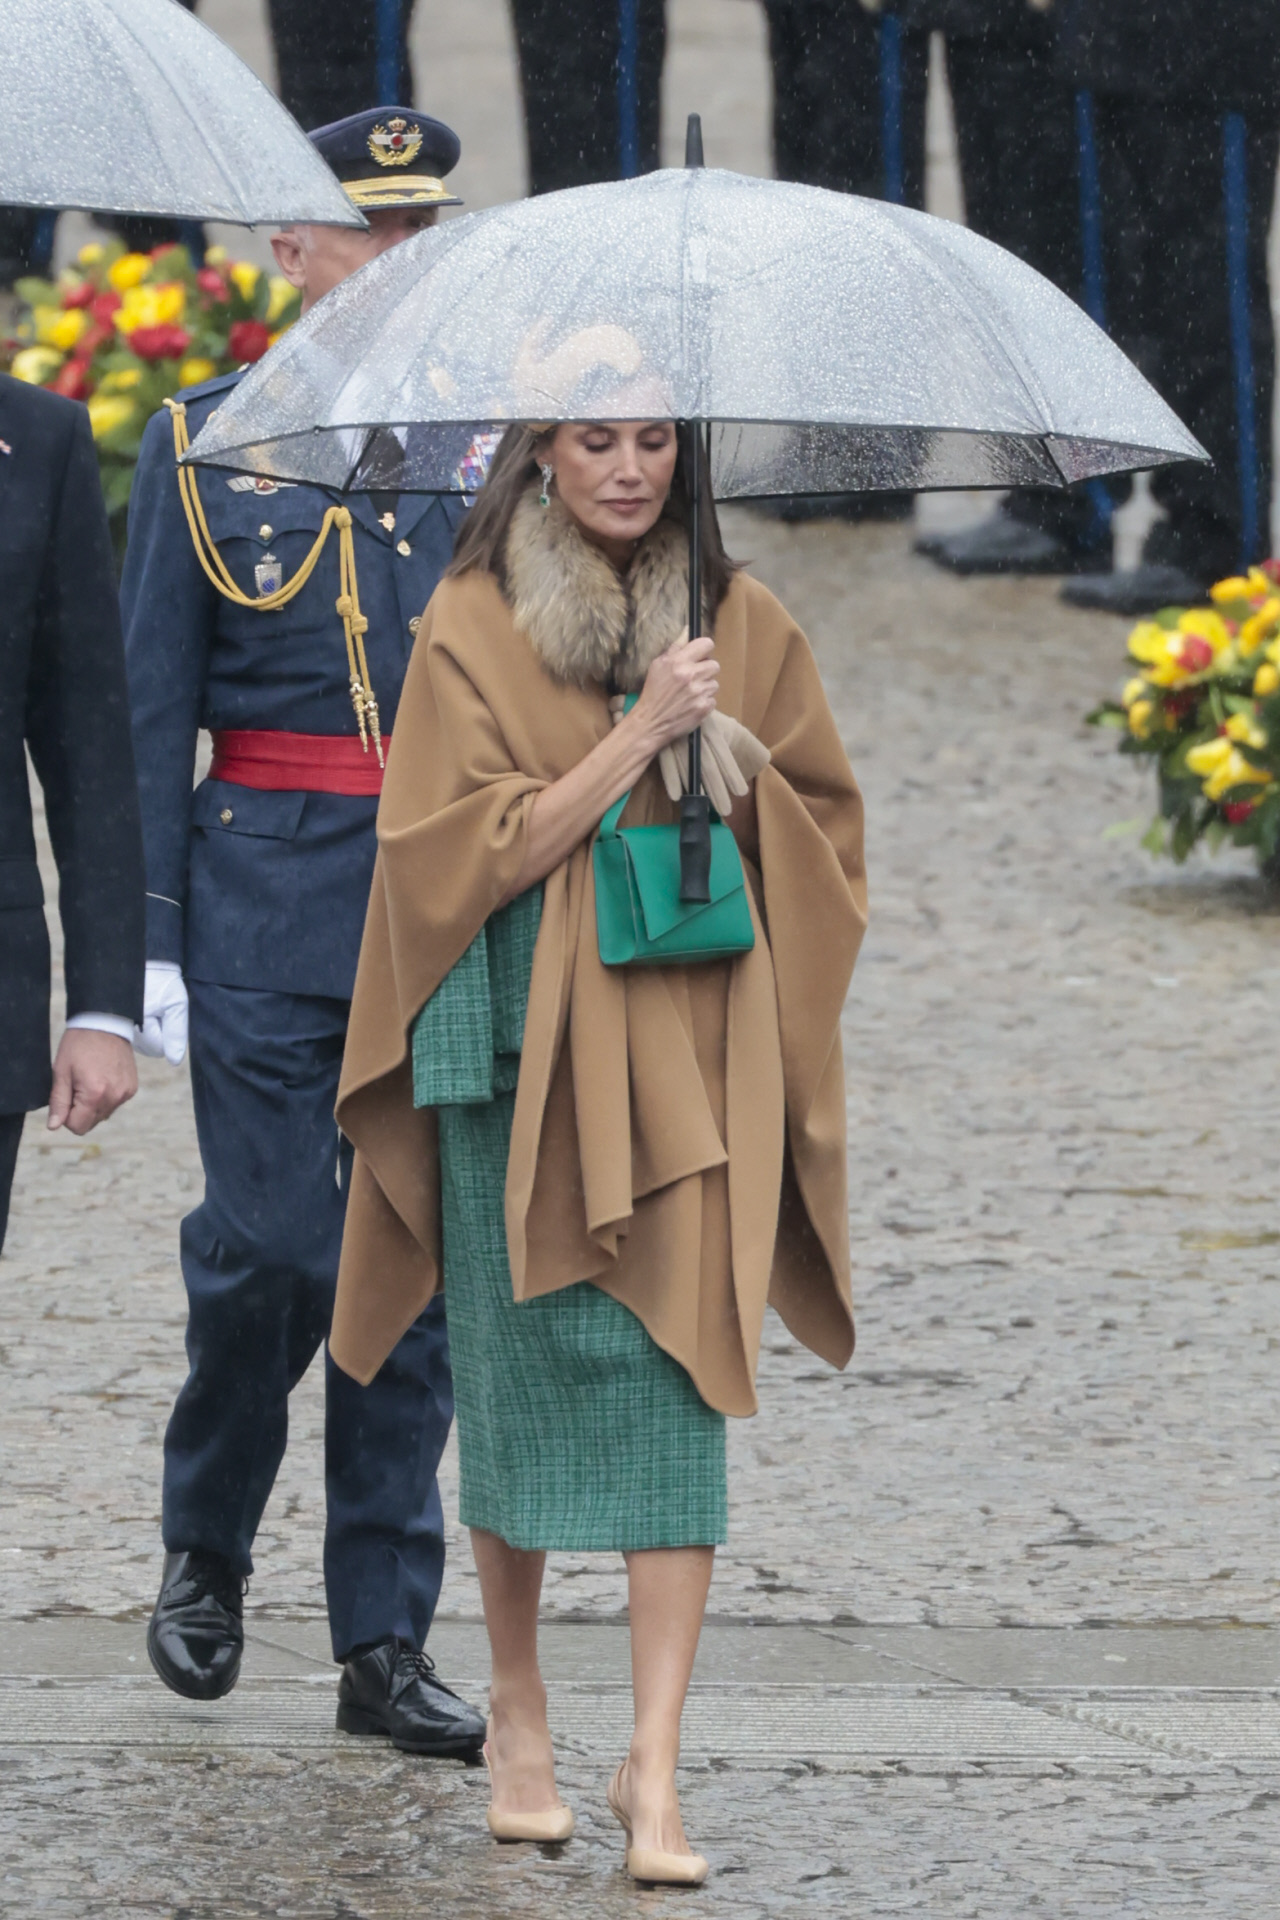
left=368, top=118, right=423, bottom=168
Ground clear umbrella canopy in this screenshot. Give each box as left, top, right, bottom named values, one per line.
left=185, top=166, right=1204, bottom=493
left=0, top=0, right=363, bottom=227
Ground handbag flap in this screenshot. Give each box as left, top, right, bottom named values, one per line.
left=620, top=823, right=746, bottom=943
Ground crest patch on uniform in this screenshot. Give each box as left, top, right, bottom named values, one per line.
left=254, top=554, right=283, bottom=597
left=368, top=117, right=423, bottom=168
left=227, top=474, right=296, bottom=494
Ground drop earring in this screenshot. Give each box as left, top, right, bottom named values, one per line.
left=539, top=463, right=554, bottom=508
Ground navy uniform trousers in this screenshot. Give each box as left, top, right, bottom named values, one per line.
left=171, top=983, right=451, bottom=1660
left=122, top=373, right=469, bottom=1661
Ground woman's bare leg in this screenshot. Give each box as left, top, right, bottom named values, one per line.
left=470, top=1527, right=563, bottom=1815
left=619, top=1545, right=714, bottom=1854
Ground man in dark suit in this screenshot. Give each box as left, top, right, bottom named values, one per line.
left=1057, top=0, right=1279, bottom=612
left=121, top=110, right=484, bottom=1756
left=0, top=376, right=145, bottom=1250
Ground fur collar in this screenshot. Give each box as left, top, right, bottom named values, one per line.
left=502, top=483, right=689, bottom=690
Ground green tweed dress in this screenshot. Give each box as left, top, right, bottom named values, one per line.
left=412, top=887, right=727, bottom=1552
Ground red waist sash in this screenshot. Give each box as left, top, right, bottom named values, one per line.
left=209, top=728, right=388, bottom=796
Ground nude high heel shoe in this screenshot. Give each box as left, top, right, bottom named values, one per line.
left=607, top=1763, right=709, bottom=1886
left=483, top=1739, right=575, bottom=1844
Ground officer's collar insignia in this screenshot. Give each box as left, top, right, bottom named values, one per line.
left=368, top=118, right=423, bottom=168
left=227, top=474, right=296, bottom=494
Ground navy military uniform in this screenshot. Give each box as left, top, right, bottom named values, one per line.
left=123, top=112, right=483, bottom=1747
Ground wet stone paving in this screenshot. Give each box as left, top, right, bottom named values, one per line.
left=3, top=509, right=1279, bottom=1914
left=5, top=3, right=1280, bottom=1908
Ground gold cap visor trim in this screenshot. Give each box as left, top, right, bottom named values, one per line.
left=344, top=175, right=462, bottom=209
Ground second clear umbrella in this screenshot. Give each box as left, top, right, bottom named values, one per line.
left=0, top=0, right=363, bottom=226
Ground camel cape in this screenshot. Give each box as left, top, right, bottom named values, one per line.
left=330, top=566, right=867, bottom=1416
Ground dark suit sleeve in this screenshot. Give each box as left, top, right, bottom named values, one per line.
left=24, top=406, right=145, bottom=1024
left=120, top=404, right=215, bottom=965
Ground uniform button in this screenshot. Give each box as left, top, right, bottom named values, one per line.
left=259, top=523, right=273, bottom=540
left=219, top=807, right=233, bottom=824
left=396, top=538, right=411, bottom=557
left=408, top=615, right=421, bottom=635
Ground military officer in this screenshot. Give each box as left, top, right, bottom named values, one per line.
left=121, top=108, right=486, bottom=1757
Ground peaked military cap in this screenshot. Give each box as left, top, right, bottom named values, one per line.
left=309, top=107, right=462, bottom=212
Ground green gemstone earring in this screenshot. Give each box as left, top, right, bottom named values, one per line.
left=539, top=463, right=554, bottom=508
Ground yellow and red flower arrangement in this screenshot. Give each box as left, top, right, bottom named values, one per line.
left=2, top=238, right=299, bottom=521
left=1091, top=561, right=1280, bottom=867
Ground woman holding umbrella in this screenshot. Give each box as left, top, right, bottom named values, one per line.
left=328, top=417, right=867, bottom=1883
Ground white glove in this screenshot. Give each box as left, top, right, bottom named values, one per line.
left=133, top=961, right=189, bottom=1066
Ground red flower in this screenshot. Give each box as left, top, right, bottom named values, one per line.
left=228, top=318, right=271, bottom=363
left=48, top=360, right=92, bottom=400
left=1223, top=801, right=1256, bottom=823
left=1261, top=558, right=1280, bottom=586
left=128, top=324, right=192, bottom=362
left=61, top=281, right=95, bottom=310
left=196, top=266, right=229, bottom=300
left=90, top=290, right=122, bottom=327
left=1176, top=635, right=1214, bottom=673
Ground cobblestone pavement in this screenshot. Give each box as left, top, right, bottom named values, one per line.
left=5, top=0, right=1280, bottom=1911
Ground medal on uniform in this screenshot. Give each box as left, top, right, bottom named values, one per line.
left=255, top=553, right=282, bottom=597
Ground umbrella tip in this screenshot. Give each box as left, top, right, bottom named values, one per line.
left=684, top=114, right=704, bottom=169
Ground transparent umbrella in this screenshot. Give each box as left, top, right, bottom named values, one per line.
left=186, top=119, right=1206, bottom=890
left=0, top=0, right=363, bottom=227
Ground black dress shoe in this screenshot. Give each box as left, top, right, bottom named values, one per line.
left=146, top=1548, right=245, bottom=1701
left=336, top=1640, right=486, bottom=1757
left=915, top=514, right=1095, bottom=575
left=1060, top=562, right=1208, bottom=616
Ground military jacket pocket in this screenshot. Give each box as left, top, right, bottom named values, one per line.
left=191, top=780, right=307, bottom=840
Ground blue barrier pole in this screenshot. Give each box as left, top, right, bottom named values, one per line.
left=375, top=0, right=401, bottom=104
left=879, top=15, right=903, bottom=205
left=618, top=0, right=639, bottom=177
left=1074, top=89, right=1112, bottom=546
left=1223, top=112, right=1261, bottom=567
left=31, top=212, right=57, bottom=274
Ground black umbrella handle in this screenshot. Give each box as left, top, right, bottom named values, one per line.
left=680, top=415, right=712, bottom=903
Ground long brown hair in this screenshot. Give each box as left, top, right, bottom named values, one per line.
left=447, top=422, right=738, bottom=612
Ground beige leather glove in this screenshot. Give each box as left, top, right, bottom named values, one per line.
left=658, top=710, right=771, bottom=815
left=607, top=692, right=771, bottom=818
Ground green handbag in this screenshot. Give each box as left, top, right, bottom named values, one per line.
left=593, top=773, right=756, bottom=969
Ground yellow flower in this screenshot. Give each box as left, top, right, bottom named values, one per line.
left=1224, top=712, right=1267, bottom=749
left=1254, top=662, right=1279, bottom=697
left=76, top=242, right=106, bottom=267
left=179, top=356, right=218, bottom=388
left=1211, top=575, right=1253, bottom=603
left=204, top=244, right=229, bottom=267
left=9, top=345, right=63, bottom=384
left=1127, top=621, right=1170, bottom=665
left=1202, top=747, right=1272, bottom=801
left=1186, top=737, right=1232, bottom=777
left=97, top=367, right=143, bottom=393
left=1128, top=699, right=1154, bottom=738
left=33, top=305, right=88, bottom=351
left=1121, top=677, right=1148, bottom=707
left=229, top=261, right=261, bottom=303
left=265, top=275, right=296, bottom=325
left=108, top=251, right=151, bottom=292
left=1239, top=598, right=1280, bottom=655
left=115, top=281, right=186, bottom=334
left=1176, top=608, right=1232, bottom=655
left=86, top=394, right=137, bottom=441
